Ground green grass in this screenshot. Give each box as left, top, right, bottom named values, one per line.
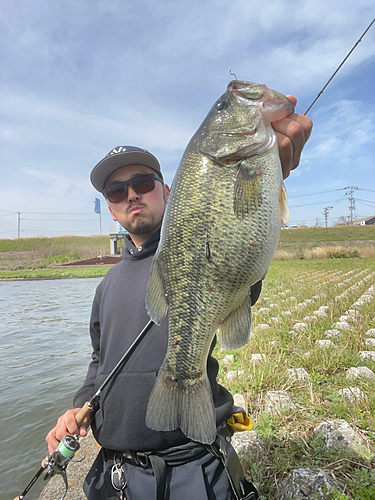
left=0, top=235, right=110, bottom=252
left=279, top=225, right=375, bottom=244
left=0, top=235, right=111, bottom=273
left=0, top=267, right=110, bottom=280
left=214, top=258, right=375, bottom=498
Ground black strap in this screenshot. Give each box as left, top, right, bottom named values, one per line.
left=148, top=455, right=166, bottom=500
left=215, top=424, right=259, bottom=500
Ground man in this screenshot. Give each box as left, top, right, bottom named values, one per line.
left=46, top=99, right=312, bottom=499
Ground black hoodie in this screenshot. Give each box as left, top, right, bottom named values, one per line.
left=73, top=231, right=261, bottom=451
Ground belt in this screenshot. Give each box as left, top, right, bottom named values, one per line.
left=104, top=440, right=209, bottom=500
left=104, top=424, right=259, bottom=500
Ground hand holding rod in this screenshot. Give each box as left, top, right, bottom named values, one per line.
left=13, top=319, right=155, bottom=500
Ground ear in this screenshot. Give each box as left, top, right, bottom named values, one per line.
left=108, top=206, right=117, bottom=221
left=164, top=184, right=170, bottom=202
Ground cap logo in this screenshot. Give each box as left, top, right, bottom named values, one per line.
left=105, top=146, right=148, bottom=158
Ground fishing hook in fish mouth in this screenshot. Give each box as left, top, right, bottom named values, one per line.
left=229, top=69, right=238, bottom=80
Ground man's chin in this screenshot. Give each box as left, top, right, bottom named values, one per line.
left=126, top=220, right=159, bottom=236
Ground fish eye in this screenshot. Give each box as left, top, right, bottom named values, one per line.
left=216, top=100, right=228, bottom=111
left=243, top=86, right=265, bottom=100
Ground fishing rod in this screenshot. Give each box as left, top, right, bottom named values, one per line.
left=304, top=17, right=375, bottom=115
left=14, top=319, right=155, bottom=500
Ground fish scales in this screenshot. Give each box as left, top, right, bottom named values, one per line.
left=145, top=81, right=294, bottom=444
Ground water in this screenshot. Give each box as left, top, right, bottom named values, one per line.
left=0, top=277, right=103, bottom=500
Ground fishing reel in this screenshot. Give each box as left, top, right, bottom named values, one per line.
left=15, top=435, right=80, bottom=500
left=44, top=434, right=80, bottom=486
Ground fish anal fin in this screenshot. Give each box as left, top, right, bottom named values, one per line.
left=234, top=161, right=262, bottom=218
left=218, top=293, right=252, bottom=350
left=146, top=364, right=217, bottom=445
left=279, top=182, right=289, bottom=225
left=145, top=261, right=168, bottom=325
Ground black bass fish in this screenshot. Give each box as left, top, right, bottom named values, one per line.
left=145, top=80, right=294, bottom=444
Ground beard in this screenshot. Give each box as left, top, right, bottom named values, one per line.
left=123, top=211, right=164, bottom=236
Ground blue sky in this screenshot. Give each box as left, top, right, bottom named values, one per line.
left=1, top=0, right=374, bottom=238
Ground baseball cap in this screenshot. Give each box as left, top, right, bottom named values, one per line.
left=90, top=145, right=162, bottom=192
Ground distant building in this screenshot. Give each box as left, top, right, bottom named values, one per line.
left=353, top=216, right=375, bottom=226
left=109, top=222, right=128, bottom=254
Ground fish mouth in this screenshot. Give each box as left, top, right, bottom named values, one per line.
left=220, top=129, right=257, bottom=137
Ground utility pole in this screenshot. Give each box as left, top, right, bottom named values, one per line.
left=344, top=186, right=359, bottom=224
left=17, top=212, right=21, bottom=238
left=322, top=206, right=333, bottom=227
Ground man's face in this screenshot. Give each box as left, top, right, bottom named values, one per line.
left=105, top=164, right=170, bottom=247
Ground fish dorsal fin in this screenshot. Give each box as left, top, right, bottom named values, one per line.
left=145, top=260, right=168, bottom=325
left=233, top=160, right=262, bottom=218
left=280, top=182, right=289, bottom=225
left=218, top=292, right=252, bottom=350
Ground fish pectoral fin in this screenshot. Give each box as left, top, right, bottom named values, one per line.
left=234, top=161, right=262, bottom=218
left=146, top=365, right=217, bottom=445
left=145, top=262, right=168, bottom=324
left=218, top=293, right=252, bottom=350
left=280, top=182, right=289, bottom=225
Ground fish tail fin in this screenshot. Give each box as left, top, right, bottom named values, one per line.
left=279, top=182, right=289, bottom=225
left=146, top=261, right=168, bottom=324
left=146, top=364, right=217, bottom=445
left=218, top=293, right=252, bottom=349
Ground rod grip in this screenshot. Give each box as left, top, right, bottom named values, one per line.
left=75, top=401, right=93, bottom=427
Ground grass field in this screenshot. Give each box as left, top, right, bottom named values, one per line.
left=0, top=226, right=374, bottom=279
left=215, top=258, right=375, bottom=498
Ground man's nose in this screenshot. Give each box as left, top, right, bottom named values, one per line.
left=127, top=184, right=141, bottom=202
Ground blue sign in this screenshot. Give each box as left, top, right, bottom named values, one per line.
left=94, top=198, right=100, bottom=214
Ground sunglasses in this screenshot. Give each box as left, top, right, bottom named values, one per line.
left=103, top=173, right=163, bottom=203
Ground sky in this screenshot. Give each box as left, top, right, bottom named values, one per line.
left=1, top=0, right=375, bottom=239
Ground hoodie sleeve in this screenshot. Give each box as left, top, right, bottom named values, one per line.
left=73, top=286, right=101, bottom=408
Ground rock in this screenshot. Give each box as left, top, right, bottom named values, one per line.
left=346, top=310, right=362, bottom=319
left=257, top=307, right=270, bottom=313
left=255, top=323, right=270, bottom=331
left=323, top=329, right=341, bottom=339
left=287, top=368, right=310, bottom=384
left=252, top=354, right=266, bottom=363
left=223, top=354, right=234, bottom=366
left=293, top=323, right=308, bottom=332
left=268, top=340, right=281, bottom=348
left=232, top=430, right=267, bottom=462
left=334, top=321, right=351, bottom=332
left=364, top=338, right=375, bottom=347
left=314, top=310, right=328, bottom=319
left=226, top=370, right=244, bottom=382
left=346, top=366, right=375, bottom=381
left=342, top=387, right=368, bottom=403
left=364, top=328, right=375, bottom=336
left=314, top=419, right=370, bottom=456
left=233, top=393, right=246, bottom=410
left=358, top=351, right=375, bottom=361
left=315, top=339, right=336, bottom=349
left=278, top=468, right=342, bottom=499
left=264, top=391, right=296, bottom=414
left=304, top=315, right=318, bottom=323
